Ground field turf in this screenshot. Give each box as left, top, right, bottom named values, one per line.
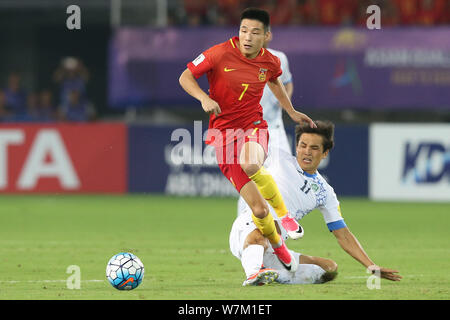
left=0, top=195, right=448, bottom=300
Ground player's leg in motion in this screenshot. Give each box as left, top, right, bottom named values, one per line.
left=239, top=182, right=279, bottom=245
left=239, top=175, right=297, bottom=272
left=240, top=175, right=298, bottom=272
left=240, top=140, right=303, bottom=240
left=241, top=229, right=278, bottom=286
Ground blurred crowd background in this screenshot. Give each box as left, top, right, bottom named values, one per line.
left=0, top=58, right=95, bottom=122
left=177, top=0, right=450, bottom=27
left=0, top=0, right=449, bottom=124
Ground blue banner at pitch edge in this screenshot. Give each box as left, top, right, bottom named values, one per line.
left=127, top=123, right=238, bottom=197
left=127, top=124, right=368, bottom=197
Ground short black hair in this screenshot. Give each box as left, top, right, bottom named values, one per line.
left=240, top=8, right=270, bottom=32
left=295, top=120, right=335, bottom=153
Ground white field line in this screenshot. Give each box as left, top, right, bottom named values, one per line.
left=0, top=279, right=105, bottom=284
left=344, top=274, right=423, bottom=279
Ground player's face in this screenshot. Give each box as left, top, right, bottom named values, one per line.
left=296, top=133, right=329, bottom=174
left=239, top=19, right=268, bottom=59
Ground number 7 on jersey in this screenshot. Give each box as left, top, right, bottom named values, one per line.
left=238, top=83, right=249, bottom=101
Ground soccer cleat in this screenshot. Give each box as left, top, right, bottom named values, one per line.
left=281, top=214, right=304, bottom=240
left=242, top=266, right=279, bottom=286
left=273, top=239, right=298, bottom=273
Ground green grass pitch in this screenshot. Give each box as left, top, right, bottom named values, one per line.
left=0, top=194, right=448, bottom=300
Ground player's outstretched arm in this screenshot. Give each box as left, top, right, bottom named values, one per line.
left=179, top=68, right=221, bottom=116
left=332, top=227, right=402, bottom=281
left=267, top=78, right=315, bottom=128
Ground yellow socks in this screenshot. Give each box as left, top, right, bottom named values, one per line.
left=251, top=213, right=281, bottom=246
left=249, top=166, right=288, bottom=218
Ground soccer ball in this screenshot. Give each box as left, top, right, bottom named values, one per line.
left=106, top=252, right=144, bottom=290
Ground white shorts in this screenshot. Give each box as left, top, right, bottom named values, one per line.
left=229, top=211, right=258, bottom=260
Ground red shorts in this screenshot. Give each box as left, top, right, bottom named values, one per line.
left=210, top=127, right=269, bottom=193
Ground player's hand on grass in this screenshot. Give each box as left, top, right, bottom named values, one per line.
left=368, top=265, right=402, bottom=281
left=201, top=97, right=221, bottom=116
left=379, top=267, right=402, bottom=281
left=288, top=110, right=316, bottom=128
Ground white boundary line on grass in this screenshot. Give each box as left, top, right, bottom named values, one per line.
left=0, top=280, right=105, bottom=284
left=344, top=274, right=422, bottom=279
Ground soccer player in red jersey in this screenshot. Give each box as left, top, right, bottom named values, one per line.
left=179, top=8, right=315, bottom=272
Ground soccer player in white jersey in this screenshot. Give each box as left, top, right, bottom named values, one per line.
left=230, top=120, right=402, bottom=285
left=261, top=29, right=293, bottom=154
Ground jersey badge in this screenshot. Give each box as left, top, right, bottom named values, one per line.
left=258, top=68, right=268, bottom=81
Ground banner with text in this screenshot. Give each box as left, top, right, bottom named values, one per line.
left=369, top=123, right=450, bottom=201
left=127, top=123, right=237, bottom=196
left=0, top=123, right=127, bottom=193
left=127, top=123, right=368, bottom=197
left=109, top=27, right=450, bottom=109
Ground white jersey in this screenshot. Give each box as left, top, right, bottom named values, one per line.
left=260, top=48, right=293, bottom=131
left=238, top=148, right=346, bottom=234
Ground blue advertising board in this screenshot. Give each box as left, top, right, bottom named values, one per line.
left=128, top=123, right=368, bottom=197
left=128, top=123, right=237, bottom=196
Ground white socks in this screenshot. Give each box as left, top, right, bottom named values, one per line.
left=241, top=244, right=264, bottom=278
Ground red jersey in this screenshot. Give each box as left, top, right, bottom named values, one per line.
left=187, top=36, right=282, bottom=133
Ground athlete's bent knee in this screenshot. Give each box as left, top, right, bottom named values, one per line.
left=250, top=203, right=269, bottom=219
left=243, top=229, right=269, bottom=250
